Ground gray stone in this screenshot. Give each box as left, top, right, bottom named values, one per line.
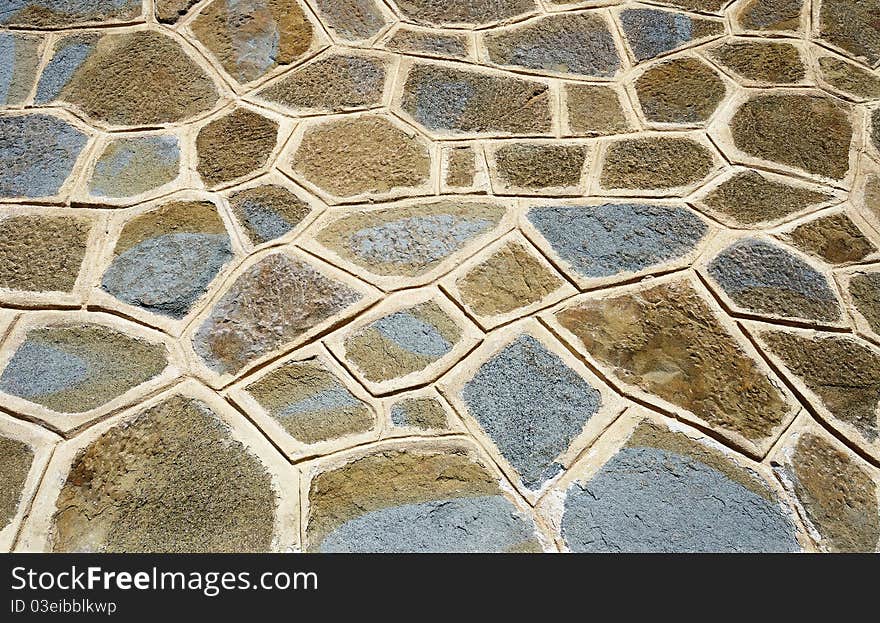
left=0, top=342, right=87, bottom=399
left=310, top=0, right=389, bottom=41
left=372, top=311, right=453, bottom=357
left=0, top=32, right=42, bottom=106
left=88, top=135, right=180, bottom=198
left=620, top=8, right=723, bottom=61
left=35, top=37, right=95, bottom=104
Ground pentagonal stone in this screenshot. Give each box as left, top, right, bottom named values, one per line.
left=736, top=0, right=804, bottom=31
left=245, top=357, right=374, bottom=445
left=555, top=279, right=793, bottom=449
left=0, top=114, right=87, bottom=199
left=484, top=12, right=620, bottom=78
left=786, top=213, right=877, bottom=264
left=635, top=57, right=726, bottom=124
left=196, top=109, right=278, bottom=187
left=193, top=253, right=366, bottom=375
left=228, top=185, right=312, bottom=245
left=819, top=54, right=880, bottom=100
left=35, top=31, right=219, bottom=126
left=0, top=324, right=168, bottom=414
left=0, top=0, right=141, bottom=27
left=291, top=115, right=430, bottom=199
left=0, top=214, right=91, bottom=293
left=391, top=0, right=535, bottom=27
left=101, top=201, right=233, bottom=319
left=561, top=419, right=800, bottom=552
left=310, top=0, right=390, bottom=42
left=600, top=136, right=714, bottom=190
left=819, top=0, right=880, bottom=65
left=88, top=136, right=179, bottom=199
left=527, top=203, right=708, bottom=281
left=491, top=143, right=589, bottom=192
left=390, top=397, right=448, bottom=431
left=383, top=27, right=470, bottom=60
left=618, top=8, right=723, bottom=62
left=565, top=84, right=631, bottom=136
left=0, top=435, right=33, bottom=535
left=306, top=447, right=542, bottom=552
left=191, top=0, right=314, bottom=83
left=257, top=53, right=387, bottom=114
left=708, top=40, right=805, bottom=84
left=156, top=0, right=199, bottom=23
left=706, top=238, right=841, bottom=322
left=730, top=93, right=852, bottom=180
left=400, top=63, right=552, bottom=136
left=51, top=395, right=277, bottom=552
left=0, top=32, right=42, bottom=106
left=849, top=270, right=880, bottom=337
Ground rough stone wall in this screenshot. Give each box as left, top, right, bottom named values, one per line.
left=1, top=0, right=879, bottom=553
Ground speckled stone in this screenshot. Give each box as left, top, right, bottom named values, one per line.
left=0, top=215, right=91, bottom=293
left=310, top=0, right=390, bottom=42
left=819, top=0, right=880, bottom=65
left=390, top=397, right=448, bottom=430
left=736, top=0, right=803, bottom=31
left=0, top=114, right=87, bottom=199
left=492, top=143, right=589, bottom=191
left=0, top=0, right=141, bottom=27
left=384, top=27, right=470, bottom=60
left=229, top=185, right=311, bottom=245
left=197, top=109, right=277, bottom=187
left=461, top=334, right=602, bottom=489
left=708, top=40, right=805, bottom=84
left=444, top=146, right=477, bottom=188
left=0, top=435, right=33, bottom=532
left=0, top=324, right=167, bottom=413
left=0, top=32, right=42, bottom=106
left=634, top=57, right=726, bottom=124
left=786, top=213, right=876, bottom=264
left=391, top=0, right=535, bottom=27
left=565, top=84, right=631, bottom=136
left=818, top=55, right=880, bottom=100
left=88, top=136, right=179, bottom=198
left=600, top=137, right=714, bottom=190
left=618, top=8, right=723, bottom=62
left=849, top=271, right=880, bottom=337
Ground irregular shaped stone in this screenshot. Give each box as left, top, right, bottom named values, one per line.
left=193, top=253, right=364, bottom=375
left=307, top=448, right=542, bottom=552
left=0, top=436, right=33, bottom=532
left=246, top=358, right=373, bottom=444
left=565, top=84, right=631, bottom=136
left=156, top=0, right=199, bottom=23
left=707, top=238, right=841, bottom=322
left=315, top=200, right=505, bottom=278
left=779, top=432, right=879, bottom=552
left=491, top=143, right=589, bottom=191
left=0, top=114, right=87, bottom=199
left=600, top=136, right=714, bottom=190
left=736, top=0, right=803, bottom=31
left=635, top=57, right=726, bottom=124
left=850, top=271, right=880, bottom=337
left=384, top=27, right=470, bottom=60
left=52, top=396, right=276, bottom=552
left=197, top=109, right=277, bottom=187
left=0, top=0, right=141, bottom=27
left=761, top=331, right=880, bottom=443
left=400, top=64, right=552, bottom=136
left=36, top=31, right=219, bottom=126
left=0, top=324, right=167, bottom=413
left=391, top=0, right=535, bottom=27
left=619, top=8, right=723, bottom=62
left=390, top=397, right=448, bottom=430
left=528, top=203, right=707, bottom=281
left=700, top=170, right=833, bottom=226
left=88, top=136, right=179, bottom=198
left=819, top=0, right=880, bottom=65
left=730, top=93, right=852, bottom=179
left=562, top=421, right=799, bottom=552
left=310, top=0, right=389, bottom=42
left=708, top=40, right=805, bottom=84
left=786, top=213, right=877, bottom=264
left=0, top=215, right=90, bottom=293
left=443, top=146, right=477, bottom=188
left=191, top=0, right=314, bottom=83
left=258, top=53, right=387, bottom=114
left=291, top=115, right=430, bottom=198
left=485, top=13, right=620, bottom=78
left=101, top=201, right=232, bottom=319
left=555, top=279, right=792, bottom=447
left=229, top=185, right=311, bottom=245
left=0, top=32, right=41, bottom=106
left=461, top=334, right=602, bottom=489
left=818, top=55, right=880, bottom=100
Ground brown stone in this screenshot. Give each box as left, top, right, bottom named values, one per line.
left=156, top=0, right=199, bottom=23
left=786, top=213, right=877, bottom=264
left=819, top=0, right=880, bottom=65
left=566, top=84, right=631, bottom=136
left=818, top=55, right=880, bottom=100
left=444, top=146, right=477, bottom=188
left=736, top=0, right=803, bottom=31
left=0, top=215, right=91, bottom=292
left=601, top=137, right=714, bottom=190
left=492, top=143, right=588, bottom=190
left=635, top=57, right=726, bottom=124
left=196, top=109, right=278, bottom=187
left=0, top=436, right=33, bottom=530
left=708, top=40, right=805, bottom=84
left=850, top=271, right=880, bottom=337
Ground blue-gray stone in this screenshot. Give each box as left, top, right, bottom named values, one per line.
left=561, top=446, right=800, bottom=552
left=461, top=334, right=601, bottom=489
left=411, top=80, right=475, bottom=130
left=620, top=8, right=704, bottom=61
left=0, top=34, right=15, bottom=104
left=279, top=386, right=362, bottom=418
left=35, top=40, right=94, bottom=103
left=372, top=311, right=452, bottom=357
left=240, top=199, right=296, bottom=242
left=0, top=341, right=88, bottom=398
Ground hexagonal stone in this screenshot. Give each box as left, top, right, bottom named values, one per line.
left=634, top=57, right=726, bottom=124
left=600, top=136, right=715, bottom=191
left=0, top=323, right=168, bottom=414
left=310, top=0, right=390, bottom=42
left=559, top=417, right=800, bottom=552
left=819, top=0, right=880, bottom=65
left=391, top=0, right=535, bottom=27
left=707, top=40, right=805, bottom=84
left=484, top=12, right=620, bottom=78
left=0, top=114, right=87, bottom=199
left=0, top=214, right=91, bottom=293
left=156, top=0, right=199, bottom=23
left=88, top=135, right=180, bottom=199
left=553, top=278, right=795, bottom=454
left=526, top=203, right=708, bottom=286
left=291, top=115, right=430, bottom=200
left=849, top=270, right=880, bottom=338
left=35, top=31, right=219, bottom=127
left=389, top=396, right=449, bottom=432
left=383, top=26, right=471, bottom=60
left=228, top=184, right=312, bottom=246
left=399, top=63, right=552, bottom=136
left=50, top=395, right=279, bottom=552
left=818, top=54, right=880, bottom=100
left=257, top=52, right=387, bottom=114
left=729, top=93, right=852, bottom=180
left=490, top=142, right=589, bottom=193
left=618, top=7, right=724, bottom=62
left=785, top=212, right=877, bottom=264
left=0, top=0, right=142, bottom=27
left=101, top=201, right=233, bottom=320
left=565, top=84, right=631, bottom=136
left=705, top=238, right=841, bottom=323
left=0, top=32, right=42, bottom=106
left=736, top=0, right=804, bottom=31
left=306, top=446, right=543, bottom=552
left=775, top=429, right=879, bottom=552
left=191, top=0, right=314, bottom=83
left=197, top=108, right=278, bottom=187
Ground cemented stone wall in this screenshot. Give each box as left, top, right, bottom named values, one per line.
left=1, top=0, right=879, bottom=553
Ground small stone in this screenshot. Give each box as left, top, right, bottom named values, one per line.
left=0, top=114, right=87, bottom=199
left=443, top=146, right=477, bottom=188
left=229, top=185, right=312, bottom=245
left=819, top=0, right=880, bottom=65
left=600, top=136, right=714, bottom=190
left=88, top=135, right=179, bottom=198
left=849, top=271, right=880, bottom=337
left=708, top=40, right=805, bottom=84
left=390, top=398, right=448, bottom=430
left=818, top=55, right=880, bottom=100
left=156, top=0, right=199, bottom=23
left=565, top=84, right=631, bottom=136
left=491, top=143, right=589, bottom=191
left=310, top=0, right=390, bottom=42
left=0, top=215, right=91, bottom=293
left=196, top=109, right=278, bottom=187
left=618, top=8, right=724, bottom=62
left=246, top=358, right=374, bottom=444
left=383, top=27, right=470, bottom=60
left=0, top=32, right=42, bottom=106
left=736, top=0, right=803, bottom=31
left=0, top=0, right=141, bottom=27
left=0, top=435, right=33, bottom=532
left=634, top=57, right=726, bottom=124
left=391, top=0, right=535, bottom=27
left=786, top=213, right=877, bottom=264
